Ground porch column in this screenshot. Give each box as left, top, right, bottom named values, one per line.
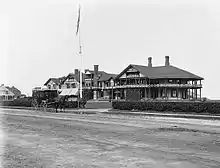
left=145, top=87, right=147, bottom=98
left=177, top=88, right=179, bottom=100
left=200, top=88, right=201, bottom=101
left=200, top=80, right=202, bottom=101
left=158, top=88, right=161, bottom=98
left=124, top=89, right=127, bottom=100
left=196, top=89, right=198, bottom=100
left=165, top=87, right=167, bottom=99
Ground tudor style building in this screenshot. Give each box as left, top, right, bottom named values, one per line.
left=42, top=65, right=116, bottom=100
left=113, top=56, right=203, bottom=100
left=44, top=76, right=66, bottom=90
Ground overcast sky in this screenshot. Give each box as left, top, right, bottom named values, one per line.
left=1, top=0, right=220, bottom=99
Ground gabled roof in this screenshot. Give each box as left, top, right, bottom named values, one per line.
left=115, top=64, right=204, bottom=80
left=84, top=70, right=117, bottom=81
left=98, top=71, right=117, bottom=81
left=0, top=86, right=15, bottom=96
left=44, top=76, right=66, bottom=86
left=61, top=73, right=86, bottom=84
left=5, top=86, right=21, bottom=97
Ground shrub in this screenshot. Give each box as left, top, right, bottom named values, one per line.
left=112, top=101, right=220, bottom=114
left=0, top=97, right=33, bottom=107
left=64, top=101, right=78, bottom=108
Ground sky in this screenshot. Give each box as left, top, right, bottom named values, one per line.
left=0, top=0, right=220, bottom=99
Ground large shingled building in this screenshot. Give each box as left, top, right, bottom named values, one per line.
left=113, top=56, right=203, bottom=100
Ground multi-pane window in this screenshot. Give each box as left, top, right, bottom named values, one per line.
left=171, top=89, right=177, bottom=97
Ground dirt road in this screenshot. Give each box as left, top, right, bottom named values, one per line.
left=1, top=108, right=220, bottom=167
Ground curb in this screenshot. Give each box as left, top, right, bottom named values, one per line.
left=102, top=111, right=220, bottom=120
left=1, top=106, right=220, bottom=120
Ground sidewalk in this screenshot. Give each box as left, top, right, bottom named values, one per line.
left=103, top=110, right=220, bottom=120
left=1, top=106, right=220, bottom=120
left=52, top=108, right=220, bottom=120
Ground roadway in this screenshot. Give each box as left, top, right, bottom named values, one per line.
left=1, top=108, right=220, bottom=168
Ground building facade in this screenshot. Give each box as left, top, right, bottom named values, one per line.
left=0, top=85, right=15, bottom=101
left=83, top=65, right=117, bottom=100
left=41, top=56, right=203, bottom=101
left=113, top=56, right=203, bottom=100
left=44, top=77, right=66, bottom=90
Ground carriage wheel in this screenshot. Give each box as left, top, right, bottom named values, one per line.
left=40, top=101, right=47, bottom=112
left=31, top=99, right=39, bottom=111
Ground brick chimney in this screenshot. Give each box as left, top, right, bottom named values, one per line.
left=93, top=65, right=99, bottom=87
left=74, top=69, right=79, bottom=81
left=148, top=57, right=152, bottom=67
left=165, top=56, right=170, bottom=66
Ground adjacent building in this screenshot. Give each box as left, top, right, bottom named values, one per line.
left=5, top=86, right=22, bottom=99
left=0, top=85, right=15, bottom=101
left=83, top=65, right=117, bottom=100
left=44, top=76, right=66, bottom=90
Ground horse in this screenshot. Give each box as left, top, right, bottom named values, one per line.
left=54, top=95, right=68, bottom=113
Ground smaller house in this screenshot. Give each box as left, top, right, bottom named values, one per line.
left=59, top=70, right=84, bottom=99
left=44, top=76, right=66, bottom=90
left=0, top=84, right=15, bottom=101
left=5, top=86, right=22, bottom=99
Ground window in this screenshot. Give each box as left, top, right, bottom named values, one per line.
left=171, top=89, right=177, bottom=97
left=71, top=83, right=76, bottom=88
left=66, top=83, right=70, bottom=88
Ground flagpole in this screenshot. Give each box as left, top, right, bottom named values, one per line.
left=79, top=28, right=83, bottom=100
left=77, top=5, right=83, bottom=100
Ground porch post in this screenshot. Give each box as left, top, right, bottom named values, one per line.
left=200, top=80, right=202, bottom=101
left=177, top=87, right=179, bottom=100
left=158, top=87, right=160, bottom=98
left=145, top=87, right=147, bottom=98
left=149, top=79, right=151, bottom=98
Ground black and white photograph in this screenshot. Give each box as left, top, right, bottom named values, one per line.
left=0, top=0, right=220, bottom=167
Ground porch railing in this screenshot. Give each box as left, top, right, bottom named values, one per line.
left=82, top=83, right=202, bottom=90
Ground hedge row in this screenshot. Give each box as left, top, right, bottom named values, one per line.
left=112, top=101, right=220, bottom=114
left=0, top=98, right=80, bottom=109
left=0, top=97, right=32, bottom=107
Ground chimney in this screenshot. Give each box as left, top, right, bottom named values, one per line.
left=148, top=57, right=152, bottom=67
left=165, top=56, right=170, bottom=66
left=94, top=65, right=99, bottom=87
left=74, top=69, right=79, bottom=81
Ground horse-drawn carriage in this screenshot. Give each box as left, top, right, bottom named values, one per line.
left=31, top=88, right=58, bottom=111
left=31, top=87, right=87, bottom=112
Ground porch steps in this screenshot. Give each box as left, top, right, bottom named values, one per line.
left=85, top=100, right=112, bottom=109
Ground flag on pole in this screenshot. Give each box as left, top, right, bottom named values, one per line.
left=76, top=5, right=81, bottom=36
